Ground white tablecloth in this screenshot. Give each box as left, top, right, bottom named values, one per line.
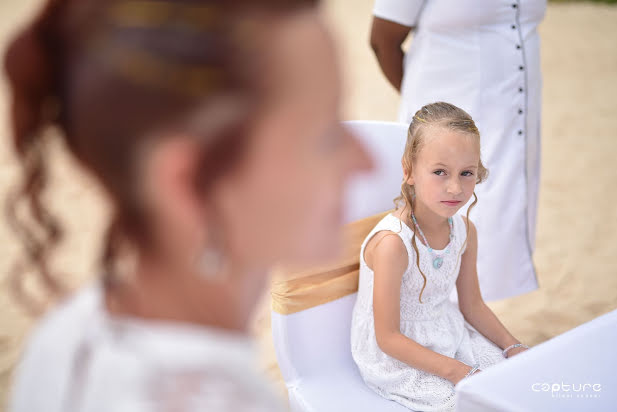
left=455, top=308, right=617, bottom=411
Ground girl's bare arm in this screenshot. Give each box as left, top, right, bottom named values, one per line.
left=370, top=233, right=473, bottom=384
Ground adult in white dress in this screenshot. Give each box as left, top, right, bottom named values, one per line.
left=370, top=0, right=546, bottom=301
left=5, top=1, right=372, bottom=411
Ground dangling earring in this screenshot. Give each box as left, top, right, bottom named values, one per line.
left=196, top=219, right=228, bottom=280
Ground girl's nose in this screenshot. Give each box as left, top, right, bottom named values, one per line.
left=447, top=178, right=463, bottom=195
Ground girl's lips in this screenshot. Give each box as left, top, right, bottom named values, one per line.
left=441, top=200, right=462, bottom=206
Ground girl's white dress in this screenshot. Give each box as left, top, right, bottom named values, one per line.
left=372, top=0, right=546, bottom=302
left=351, top=212, right=505, bottom=411
left=10, top=281, right=285, bottom=412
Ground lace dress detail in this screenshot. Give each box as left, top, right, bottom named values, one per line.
left=350, top=213, right=505, bottom=411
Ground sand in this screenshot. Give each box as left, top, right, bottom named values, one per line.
left=1, top=1, right=616, bottom=410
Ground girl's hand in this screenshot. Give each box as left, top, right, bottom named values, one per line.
left=505, top=346, right=528, bottom=358
left=450, top=361, right=482, bottom=386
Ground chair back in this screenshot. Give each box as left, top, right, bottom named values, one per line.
left=272, top=121, right=409, bottom=385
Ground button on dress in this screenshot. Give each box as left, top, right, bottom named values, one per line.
left=372, top=0, right=546, bottom=302
left=351, top=213, right=505, bottom=411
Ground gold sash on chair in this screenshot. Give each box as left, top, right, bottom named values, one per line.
left=271, top=209, right=393, bottom=315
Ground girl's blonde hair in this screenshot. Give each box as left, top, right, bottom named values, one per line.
left=392, top=102, right=489, bottom=303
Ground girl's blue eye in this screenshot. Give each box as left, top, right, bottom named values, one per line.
left=462, top=171, right=474, bottom=177
left=433, top=170, right=446, bottom=176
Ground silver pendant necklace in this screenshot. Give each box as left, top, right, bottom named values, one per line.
left=410, top=210, right=453, bottom=269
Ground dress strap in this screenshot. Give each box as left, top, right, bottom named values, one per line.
left=454, top=213, right=469, bottom=256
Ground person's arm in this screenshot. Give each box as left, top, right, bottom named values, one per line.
left=456, top=218, right=529, bottom=357
left=372, top=233, right=475, bottom=385
left=369, top=17, right=412, bottom=92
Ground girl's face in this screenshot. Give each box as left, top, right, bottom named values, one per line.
left=144, top=11, right=373, bottom=280
left=407, top=127, right=480, bottom=219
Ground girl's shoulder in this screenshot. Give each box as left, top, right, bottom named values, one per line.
left=361, top=212, right=413, bottom=272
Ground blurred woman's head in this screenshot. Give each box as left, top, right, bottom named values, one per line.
left=5, top=0, right=372, bottom=326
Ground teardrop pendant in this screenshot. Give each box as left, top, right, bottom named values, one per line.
left=410, top=210, right=453, bottom=272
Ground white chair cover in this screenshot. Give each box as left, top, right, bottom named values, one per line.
left=271, top=121, right=411, bottom=411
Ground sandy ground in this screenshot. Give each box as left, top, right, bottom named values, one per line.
left=1, top=1, right=616, bottom=410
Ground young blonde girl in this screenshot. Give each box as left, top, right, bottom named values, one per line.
left=350, top=102, right=530, bottom=411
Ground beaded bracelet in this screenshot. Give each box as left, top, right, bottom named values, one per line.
left=463, top=363, right=480, bottom=379
left=502, top=343, right=529, bottom=358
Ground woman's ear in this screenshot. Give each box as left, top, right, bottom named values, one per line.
left=143, top=136, right=207, bottom=236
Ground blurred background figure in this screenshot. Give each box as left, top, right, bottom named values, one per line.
left=4, top=0, right=371, bottom=411
left=369, top=0, right=546, bottom=302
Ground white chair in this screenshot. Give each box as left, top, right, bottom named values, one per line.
left=342, top=121, right=409, bottom=223
left=271, top=121, right=412, bottom=412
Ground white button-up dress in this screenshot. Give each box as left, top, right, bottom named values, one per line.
left=373, top=0, right=546, bottom=301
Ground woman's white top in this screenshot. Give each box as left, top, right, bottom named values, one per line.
left=9, top=282, right=285, bottom=412
left=373, top=0, right=546, bottom=301
left=351, top=213, right=505, bottom=411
